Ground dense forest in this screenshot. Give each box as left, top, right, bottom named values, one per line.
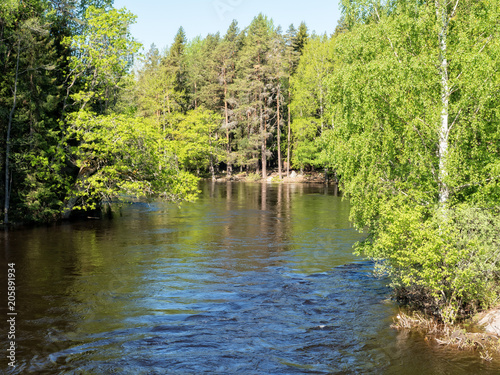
left=1, top=0, right=500, bottom=323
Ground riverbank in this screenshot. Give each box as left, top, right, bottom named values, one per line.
left=0, top=171, right=331, bottom=229
left=211, top=169, right=334, bottom=184
left=393, top=308, right=500, bottom=361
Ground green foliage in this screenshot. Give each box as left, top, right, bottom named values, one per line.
left=361, top=203, right=500, bottom=323
left=246, top=172, right=262, bottom=182
left=290, top=35, right=335, bottom=170
left=65, top=110, right=199, bottom=210
left=234, top=14, right=276, bottom=176
left=294, top=22, right=309, bottom=55
left=132, top=15, right=315, bottom=179
left=323, top=0, right=500, bottom=322
left=63, top=5, right=141, bottom=112
left=160, top=27, right=189, bottom=113
left=170, top=107, right=226, bottom=177
left=0, top=0, right=19, bottom=20
left=271, top=175, right=283, bottom=183
left=290, top=118, right=320, bottom=169
left=1, top=0, right=68, bottom=223
left=18, top=127, right=69, bottom=222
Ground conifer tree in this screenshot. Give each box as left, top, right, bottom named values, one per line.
left=235, top=14, right=274, bottom=178
left=283, top=24, right=301, bottom=177
left=162, top=27, right=189, bottom=113
left=213, top=20, right=240, bottom=176
left=295, top=22, right=309, bottom=55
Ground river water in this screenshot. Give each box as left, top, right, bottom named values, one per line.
left=1, top=182, right=499, bottom=374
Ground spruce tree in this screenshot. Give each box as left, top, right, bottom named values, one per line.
left=235, top=14, right=274, bottom=178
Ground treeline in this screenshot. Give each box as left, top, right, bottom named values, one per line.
left=0, top=0, right=341, bottom=225
left=0, top=0, right=199, bottom=224
left=132, top=16, right=314, bottom=180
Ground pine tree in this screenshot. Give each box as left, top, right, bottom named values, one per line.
left=186, top=33, right=222, bottom=111
left=295, top=22, right=309, bottom=55
left=162, top=27, right=189, bottom=113
left=212, top=20, right=241, bottom=176
left=283, top=24, right=300, bottom=177
left=267, top=28, right=287, bottom=179
left=235, top=14, right=274, bottom=178
left=1, top=0, right=67, bottom=223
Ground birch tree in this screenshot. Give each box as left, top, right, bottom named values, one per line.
left=291, top=35, right=334, bottom=172
left=326, top=0, right=500, bottom=321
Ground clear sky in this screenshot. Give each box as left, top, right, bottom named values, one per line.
left=113, top=0, right=343, bottom=53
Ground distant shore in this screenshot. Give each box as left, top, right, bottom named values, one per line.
left=209, top=169, right=336, bottom=184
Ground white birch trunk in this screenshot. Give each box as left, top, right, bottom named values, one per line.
left=436, top=0, right=450, bottom=206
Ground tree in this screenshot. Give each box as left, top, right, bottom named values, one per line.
left=185, top=33, right=223, bottom=111
left=325, top=0, right=500, bottom=321
left=294, top=21, right=309, bottom=55
left=267, top=28, right=287, bottom=179
left=235, top=14, right=275, bottom=178
left=171, top=107, right=226, bottom=180
left=290, top=35, right=334, bottom=172
left=63, top=5, right=140, bottom=114
left=60, top=5, right=143, bottom=216
left=135, top=44, right=163, bottom=119
left=161, top=27, right=189, bottom=113
left=213, top=20, right=241, bottom=176
left=283, top=24, right=300, bottom=177
left=63, top=110, right=199, bottom=216
left=1, top=1, right=65, bottom=223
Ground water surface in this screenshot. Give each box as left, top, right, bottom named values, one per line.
left=1, top=182, right=499, bottom=374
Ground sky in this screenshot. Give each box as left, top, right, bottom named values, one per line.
left=113, top=0, right=343, bottom=53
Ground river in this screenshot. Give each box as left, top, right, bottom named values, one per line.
left=1, top=182, right=499, bottom=374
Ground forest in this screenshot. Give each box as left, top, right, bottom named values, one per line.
left=1, top=0, right=500, bottom=323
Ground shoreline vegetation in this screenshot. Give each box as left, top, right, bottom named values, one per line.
left=1, top=0, right=499, bottom=361
left=393, top=310, right=500, bottom=361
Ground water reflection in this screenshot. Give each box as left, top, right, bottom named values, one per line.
left=1, top=182, right=499, bottom=374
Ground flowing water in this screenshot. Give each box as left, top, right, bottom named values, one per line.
left=1, top=182, right=499, bottom=374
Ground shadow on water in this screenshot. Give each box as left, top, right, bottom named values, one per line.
left=1, top=182, right=499, bottom=374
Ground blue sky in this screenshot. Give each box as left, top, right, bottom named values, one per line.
left=113, top=0, right=343, bottom=53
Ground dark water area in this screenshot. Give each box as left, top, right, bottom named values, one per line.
left=1, top=182, right=499, bottom=374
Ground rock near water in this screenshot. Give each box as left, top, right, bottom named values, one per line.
left=477, top=307, right=500, bottom=336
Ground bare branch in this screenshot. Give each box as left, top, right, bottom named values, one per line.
left=450, top=0, right=460, bottom=18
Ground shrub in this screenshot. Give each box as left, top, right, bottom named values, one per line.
left=246, top=172, right=262, bottom=182
left=357, top=203, right=500, bottom=323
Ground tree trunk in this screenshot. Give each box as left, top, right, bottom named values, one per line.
left=436, top=0, right=450, bottom=206
left=260, top=104, right=266, bottom=179
left=209, top=156, right=216, bottom=181
left=287, top=86, right=291, bottom=178
left=277, top=86, right=282, bottom=179
left=224, top=79, right=232, bottom=176
left=4, top=39, right=20, bottom=224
